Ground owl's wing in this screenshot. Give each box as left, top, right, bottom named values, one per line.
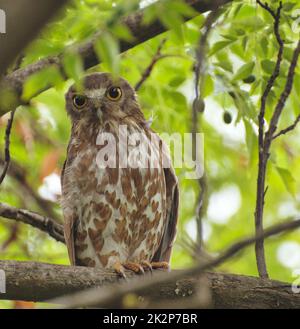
left=152, top=142, right=179, bottom=264
left=64, top=213, right=77, bottom=266
left=61, top=160, right=77, bottom=266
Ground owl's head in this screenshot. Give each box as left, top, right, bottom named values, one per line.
left=65, top=72, right=144, bottom=124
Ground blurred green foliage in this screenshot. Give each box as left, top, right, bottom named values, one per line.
left=1, top=0, right=300, bottom=308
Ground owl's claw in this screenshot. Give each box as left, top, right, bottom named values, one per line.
left=113, top=260, right=169, bottom=278
left=113, top=261, right=127, bottom=280
left=141, top=260, right=153, bottom=273
left=151, top=261, right=170, bottom=271
left=123, top=262, right=145, bottom=275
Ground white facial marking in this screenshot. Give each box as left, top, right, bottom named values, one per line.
left=85, top=88, right=106, bottom=99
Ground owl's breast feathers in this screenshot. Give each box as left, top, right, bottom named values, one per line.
left=61, top=119, right=179, bottom=268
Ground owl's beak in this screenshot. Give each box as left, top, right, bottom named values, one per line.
left=90, top=97, right=103, bottom=108
left=85, top=88, right=106, bottom=108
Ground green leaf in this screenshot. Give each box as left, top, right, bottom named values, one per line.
left=168, top=0, right=198, bottom=17
left=283, top=2, right=296, bottom=12
left=260, top=36, right=268, bottom=56
left=214, top=60, right=233, bottom=73
left=276, top=167, right=296, bottom=197
left=261, top=59, right=276, bottom=75
left=22, top=66, right=63, bottom=101
left=169, top=76, right=186, bottom=87
left=243, top=118, right=257, bottom=165
left=233, top=62, right=255, bottom=81
left=209, top=40, right=234, bottom=56
left=201, top=74, right=214, bottom=98
left=111, top=23, right=133, bottom=42
left=94, top=32, right=120, bottom=77
left=62, top=51, right=84, bottom=84
left=159, top=10, right=184, bottom=40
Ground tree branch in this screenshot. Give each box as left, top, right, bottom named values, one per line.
left=0, top=210, right=298, bottom=307
left=135, top=38, right=167, bottom=91
left=272, top=113, right=300, bottom=139
left=45, top=217, right=300, bottom=308
left=0, top=260, right=299, bottom=309
left=192, top=6, right=220, bottom=250
left=254, top=0, right=283, bottom=279
left=0, top=202, right=64, bottom=243
left=0, top=0, right=69, bottom=76
left=0, top=0, right=232, bottom=116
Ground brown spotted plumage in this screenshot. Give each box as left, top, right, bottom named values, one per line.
left=61, top=73, right=179, bottom=276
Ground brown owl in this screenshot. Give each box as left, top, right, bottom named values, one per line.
left=61, top=72, right=179, bottom=276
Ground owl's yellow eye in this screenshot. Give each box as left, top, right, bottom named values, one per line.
left=73, top=95, right=87, bottom=109
left=106, top=87, right=122, bottom=101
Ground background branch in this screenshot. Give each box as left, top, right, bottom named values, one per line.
left=135, top=38, right=167, bottom=91
left=0, top=109, right=16, bottom=185
left=192, top=7, right=220, bottom=250
left=0, top=202, right=64, bottom=243
left=0, top=0, right=69, bottom=76
left=254, top=0, right=298, bottom=279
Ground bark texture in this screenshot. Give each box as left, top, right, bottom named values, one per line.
left=0, top=0, right=68, bottom=76
left=0, top=260, right=298, bottom=309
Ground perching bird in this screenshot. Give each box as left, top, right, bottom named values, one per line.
left=61, top=72, right=179, bottom=276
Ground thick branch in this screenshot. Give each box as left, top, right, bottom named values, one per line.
left=0, top=217, right=298, bottom=308
left=0, top=0, right=231, bottom=116
left=0, top=0, right=68, bottom=76
left=46, top=218, right=300, bottom=308
left=0, top=260, right=299, bottom=309
left=0, top=202, right=64, bottom=243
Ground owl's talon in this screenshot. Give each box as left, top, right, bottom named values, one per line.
left=123, top=262, right=145, bottom=275
left=113, top=261, right=127, bottom=279
left=151, top=261, right=170, bottom=271
left=141, top=260, right=153, bottom=273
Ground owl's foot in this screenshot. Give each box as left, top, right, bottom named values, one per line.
left=123, top=261, right=145, bottom=274
left=141, top=260, right=153, bottom=273
left=113, top=261, right=127, bottom=280
left=113, top=260, right=168, bottom=278
left=113, top=261, right=148, bottom=278
left=150, top=261, right=170, bottom=271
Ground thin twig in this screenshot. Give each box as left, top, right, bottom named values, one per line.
left=0, top=109, right=16, bottom=186
left=256, top=0, right=277, bottom=19
left=1, top=223, right=20, bottom=251
left=273, top=113, right=300, bottom=139
left=135, top=38, right=167, bottom=91
left=266, top=38, right=300, bottom=140
left=193, top=8, right=220, bottom=250
left=254, top=0, right=284, bottom=279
